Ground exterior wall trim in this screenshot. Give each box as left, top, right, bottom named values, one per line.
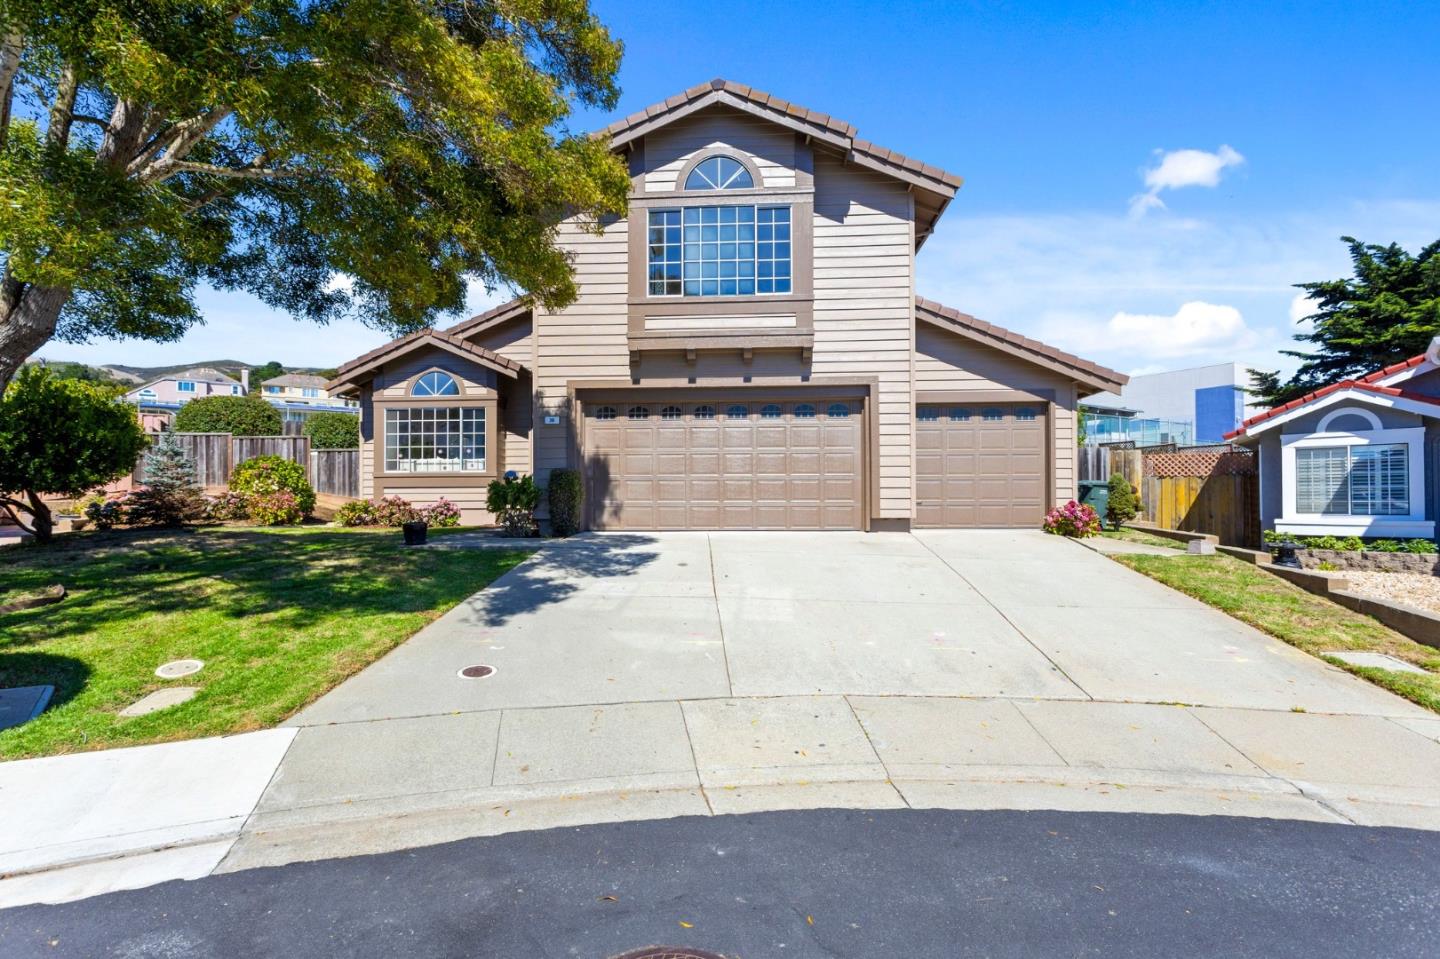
left=916, top=388, right=1057, bottom=404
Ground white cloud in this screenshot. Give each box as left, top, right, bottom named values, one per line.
left=1288, top=291, right=1318, bottom=328
left=1129, top=145, right=1244, bottom=218
left=1107, top=301, right=1256, bottom=358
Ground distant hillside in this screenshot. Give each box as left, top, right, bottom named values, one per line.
left=98, top=361, right=331, bottom=383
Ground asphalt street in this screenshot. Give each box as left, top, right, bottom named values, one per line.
left=3, top=808, right=1438, bottom=958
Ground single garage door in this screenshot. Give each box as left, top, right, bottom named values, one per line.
left=584, top=398, right=863, bottom=530
left=915, top=402, right=1047, bottom=528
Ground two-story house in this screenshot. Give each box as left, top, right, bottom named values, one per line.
left=328, top=80, right=1126, bottom=530
left=126, top=366, right=245, bottom=407
left=261, top=373, right=333, bottom=405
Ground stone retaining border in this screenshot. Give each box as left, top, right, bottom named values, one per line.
left=1298, top=548, right=1440, bottom=575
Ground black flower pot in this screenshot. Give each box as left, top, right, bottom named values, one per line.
left=402, top=520, right=429, bottom=546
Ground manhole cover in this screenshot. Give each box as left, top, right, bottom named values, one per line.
left=155, top=659, right=204, bottom=679
left=457, top=664, right=497, bottom=679
left=612, top=950, right=727, bottom=959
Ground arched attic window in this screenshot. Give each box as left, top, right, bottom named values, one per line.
left=684, top=155, right=754, bottom=190
left=412, top=371, right=460, bottom=396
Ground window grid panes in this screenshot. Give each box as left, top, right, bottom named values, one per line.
left=660, top=405, right=683, bottom=420
left=1296, top=444, right=1408, bottom=516
left=917, top=406, right=941, bottom=421
left=949, top=408, right=972, bottom=420
left=384, top=407, right=484, bottom=472
left=595, top=406, right=616, bottom=421
left=725, top=404, right=748, bottom=418
left=794, top=403, right=816, bottom=419
left=827, top=403, right=851, bottom=418
left=627, top=406, right=651, bottom=420
left=693, top=405, right=716, bottom=419
left=982, top=408, right=1004, bottom=421
left=760, top=403, right=782, bottom=419
left=684, top=155, right=753, bottom=191
left=648, top=206, right=790, bottom=297
left=1016, top=408, right=1038, bottom=421
left=412, top=371, right=460, bottom=397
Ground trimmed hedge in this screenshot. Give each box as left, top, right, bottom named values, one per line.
left=230, top=454, right=315, bottom=520
left=548, top=468, right=583, bottom=536
left=302, top=411, right=359, bottom=449
left=173, top=395, right=282, bottom=435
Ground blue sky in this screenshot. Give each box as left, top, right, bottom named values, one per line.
left=43, top=0, right=1440, bottom=378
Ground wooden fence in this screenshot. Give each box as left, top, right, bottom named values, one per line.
left=133, top=433, right=234, bottom=487
left=1140, top=449, right=1260, bottom=548
left=310, top=449, right=360, bottom=498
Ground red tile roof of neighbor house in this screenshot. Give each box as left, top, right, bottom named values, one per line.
left=1224, top=353, right=1440, bottom=440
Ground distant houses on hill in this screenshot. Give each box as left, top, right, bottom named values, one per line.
left=122, top=365, right=357, bottom=432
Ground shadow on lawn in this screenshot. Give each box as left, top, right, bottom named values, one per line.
left=0, top=528, right=537, bottom=647
left=0, top=653, right=91, bottom=713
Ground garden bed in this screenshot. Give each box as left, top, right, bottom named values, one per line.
left=1341, top=570, right=1440, bottom=616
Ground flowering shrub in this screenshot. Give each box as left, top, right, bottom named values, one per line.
left=206, top=491, right=249, bottom=522
left=1042, top=500, right=1102, bottom=538
left=248, top=489, right=304, bottom=526
left=335, top=496, right=460, bottom=528
left=421, top=497, right=461, bottom=528
left=230, top=455, right=316, bottom=517
left=373, top=495, right=422, bottom=526
left=336, top=500, right=379, bottom=527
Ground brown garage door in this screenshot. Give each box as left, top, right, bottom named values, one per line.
left=584, top=399, right=863, bottom=530
left=915, top=402, right=1047, bottom=528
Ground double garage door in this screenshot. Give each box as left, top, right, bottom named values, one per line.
left=582, top=397, right=1048, bottom=531
left=915, top=402, right=1048, bottom=528
left=584, top=398, right=863, bottom=530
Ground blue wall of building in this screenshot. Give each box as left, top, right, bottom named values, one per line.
left=1194, top=384, right=1244, bottom=442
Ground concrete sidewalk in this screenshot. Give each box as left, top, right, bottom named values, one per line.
left=5, top=530, right=1440, bottom=908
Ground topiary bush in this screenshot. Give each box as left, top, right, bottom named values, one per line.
left=1104, top=471, right=1138, bottom=529
left=173, top=395, right=282, bottom=435
left=486, top=474, right=540, bottom=537
left=548, top=468, right=583, bottom=537
left=302, top=411, right=359, bottom=449
left=229, top=454, right=315, bottom=520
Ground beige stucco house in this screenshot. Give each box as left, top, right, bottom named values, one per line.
left=328, top=80, right=1126, bottom=531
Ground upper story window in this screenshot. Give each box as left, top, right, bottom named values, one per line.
left=265, top=385, right=281, bottom=394
left=231, top=385, right=240, bottom=395
left=648, top=205, right=791, bottom=297
left=412, top=371, right=460, bottom=397
left=177, top=380, right=195, bottom=393
left=684, top=155, right=754, bottom=191
left=303, top=388, right=320, bottom=398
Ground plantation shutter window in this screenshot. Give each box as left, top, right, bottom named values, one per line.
left=1295, top=444, right=1407, bottom=516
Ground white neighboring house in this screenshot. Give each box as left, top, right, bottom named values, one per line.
left=259, top=373, right=359, bottom=429
left=124, top=368, right=247, bottom=427
left=1228, top=339, right=1440, bottom=539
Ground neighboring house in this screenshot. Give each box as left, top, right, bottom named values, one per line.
left=125, top=367, right=247, bottom=425
left=1083, top=363, right=1260, bottom=446
left=260, top=373, right=359, bottom=429
left=327, top=79, right=1126, bottom=529
left=1227, top=340, right=1440, bottom=539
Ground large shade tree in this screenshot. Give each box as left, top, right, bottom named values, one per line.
left=1250, top=236, right=1440, bottom=406
left=0, top=0, right=630, bottom=390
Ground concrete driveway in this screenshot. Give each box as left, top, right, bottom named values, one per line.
left=294, top=529, right=1420, bottom=721
left=9, top=530, right=1440, bottom=906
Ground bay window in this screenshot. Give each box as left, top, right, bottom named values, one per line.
left=384, top=406, right=485, bottom=472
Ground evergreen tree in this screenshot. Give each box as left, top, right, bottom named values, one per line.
left=1250, top=236, right=1440, bottom=406
left=127, top=434, right=206, bottom=527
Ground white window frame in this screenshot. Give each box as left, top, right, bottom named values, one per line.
left=1278, top=410, right=1431, bottom=536
left=177, top=380, right=195, bottom=393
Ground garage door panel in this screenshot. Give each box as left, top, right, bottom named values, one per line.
left=586, top=398, right=863, bottom=531
left=915, top=403, right=1048, bottom=529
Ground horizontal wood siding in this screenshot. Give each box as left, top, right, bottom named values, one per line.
left=812, top=154, right=914, bottom=518
left=470, top=315, right=535, bottom=478
left=372, top=347, right=498, bottom=397
left=643, top=109, right=798, bottom=191
left=534, top=217, right=631, bottom=480
left=382, top=485, right=494, bottom=526
left=916, top=324, right=1078, bottom=505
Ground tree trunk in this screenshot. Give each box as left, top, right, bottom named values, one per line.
left=0, top=490, right=53, bottom=543
left=0, top=283, right=71, bottom=391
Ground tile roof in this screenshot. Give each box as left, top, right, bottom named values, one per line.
left=262, top=373, right=328, bottom=389
left=1225, top=351, right=1434, bottom=439
left=442, top=297, right=531, bottom=339
left=172, top=367, right=239, bottom=385
left=915, top=297, right=1128, bottom=393
left=600, top=78, right=963, bottom=195
left=326, top=329, right=523, bottom=393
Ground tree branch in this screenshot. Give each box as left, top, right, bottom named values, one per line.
left=46, top=62, right=79, bottom=149
left=0, top=496, right=36, bottom=535
left=156, top=157, right=296, bottom=184
left=129, top=107, right=233, bottom=180
left=0, top=29, right=21, bottom=151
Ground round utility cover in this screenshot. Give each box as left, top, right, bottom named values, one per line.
left=155, top=659, right=204, bottom=679
left=457, top=664, right=497, bottom=679
left=611, top=950, right=727, bottom=959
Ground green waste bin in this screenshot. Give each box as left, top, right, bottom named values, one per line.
left=1077, top=480, right=1109, bottom=523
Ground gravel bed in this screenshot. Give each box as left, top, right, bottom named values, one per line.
left=1340, top=569, right=1440, bottom=614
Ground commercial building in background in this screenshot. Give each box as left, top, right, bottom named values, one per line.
left=1081, top=362, right=1261, bottom=446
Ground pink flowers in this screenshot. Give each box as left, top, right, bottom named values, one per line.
left=1042, top=500, right=1101, bottom=538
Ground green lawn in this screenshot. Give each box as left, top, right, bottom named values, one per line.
left=1099, top=527, right=1186, bottom=551
left=1112, top=552, right=1440, bottom=713
left=0, top=527, right=530, bottom=759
